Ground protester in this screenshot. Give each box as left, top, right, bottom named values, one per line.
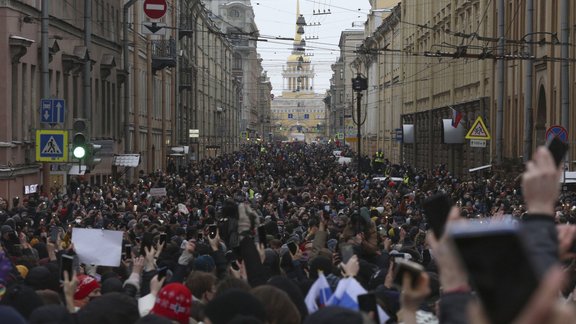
left=0, top=142, right=575, bottom=323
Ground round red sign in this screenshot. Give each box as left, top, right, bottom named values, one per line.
left=143, top=0, right=167, bottom=20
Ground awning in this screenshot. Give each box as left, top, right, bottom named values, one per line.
left=469, top=164, right=492, bottom=173
left=89, top=156, right=113, bottom=175
left=68, top=165, right=87, bottom=175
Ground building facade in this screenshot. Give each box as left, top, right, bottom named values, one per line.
left=204, top=0, right=270, bottom=141
left=355, top=0, right=576, bottom=175
left=327, top=30, right=365, bottom=145
left=0, top=0, right=241, bottom=200
left=271, top=0, right=326, bottom=143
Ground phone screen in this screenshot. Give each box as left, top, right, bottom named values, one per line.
left=50, top=226, right=59, bottom=243
left=287, top=241, right=298, bottom=255
left=159, top=233, right=167, bottom=246
left=124, top=244, right=132, bottom=258
left=393, top=259, right=424, bottom=289
left=358, top=293, right=380, bottom=323
left=340, top=244, right=354, bottom=264
left=157, top=266, right=169, bottom=281
left=422, top=193, right=452, bottom=239
left=140, top=232, right=154, bottom=256
left=451, top=224, right=539, bottom=324
left=60, top=254, right=74, bottom=282
left=209, top=225, right=218, bottom=239
left=257, top=225, right=267, bottom=246
left=547, top=136, right=569, bottom=167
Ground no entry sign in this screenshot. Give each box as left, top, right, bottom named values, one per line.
left=144, top=0, right=167, bottom=20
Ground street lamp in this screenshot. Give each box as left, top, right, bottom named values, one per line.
left=351, top=63, right=368, bottom=208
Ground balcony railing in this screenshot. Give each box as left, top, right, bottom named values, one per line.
left=151, top=39, right=176, bottom=73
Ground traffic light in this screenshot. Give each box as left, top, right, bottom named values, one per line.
left=85, top=143, right=102, bottom=171
left=352, top=75, right=368, bottom=91
left=72, top=119, right=88, bottom=160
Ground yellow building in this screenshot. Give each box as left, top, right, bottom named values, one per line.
left=271, top=0, right=326, bottom=142
left=358, top=0, right=576, bottom=175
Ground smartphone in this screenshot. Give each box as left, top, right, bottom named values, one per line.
left=124, top=244, right=132, bottom=258
left=159, top=233, right=167, bottom=246
left=209, top=225, right=218, bottom=239
left=157, top=266, right=169, bottom=281
left=547, top=136, right=569, bottom=167
left=450, top=222, right=539, bottom=324
left=140, top=232, right=154, bottom=256
left=197, top=232, right=203, bottom=241
left=287, top=241, right=298, bottom=255
left=393, top=259, right=424, bottom=289
left=133, top=204, right=138, bottom=212
left=340, top=244, right=354, bottom=264
left=50, top=226, right=59, bottom=243
left=358, top=293, right=380, bottom=323
left=231, top=260, right=240, bottom=271
left=257, top=225, right=267, bottom=246
left=60, top=254, right=75, bottom=282
left=422, top=193, right=453, bottom=239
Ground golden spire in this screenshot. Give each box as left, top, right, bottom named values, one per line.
left=294, top=0, right=302, bottom=43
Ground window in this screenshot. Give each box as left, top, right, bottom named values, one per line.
left=229, top=9, right=240, bottom=17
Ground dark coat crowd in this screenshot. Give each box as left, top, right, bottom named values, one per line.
left=0, top=142, right=575, bottom=324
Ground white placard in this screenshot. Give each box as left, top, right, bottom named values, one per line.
left=470, top=140, right=487, bottom=148
left=338, top=157, right=352, bottom=165
left=71, top=228, right=123, bottom=267
left=150, top=187, right=167, bottom=197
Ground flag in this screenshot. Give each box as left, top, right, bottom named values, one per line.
left=326, top=277, right=390, bottom=323
left=451, top=107, right=463, bottom=128
left=304, top=272, right=333, bottom=313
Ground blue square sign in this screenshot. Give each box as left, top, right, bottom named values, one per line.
left=36, top=130, right=68, bottom=162
left=40, top=99, right=65, bottom=124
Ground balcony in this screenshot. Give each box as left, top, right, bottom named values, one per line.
left=179, top=16, right=193, bottom=39
left=151, top=39, right=176, bottom=73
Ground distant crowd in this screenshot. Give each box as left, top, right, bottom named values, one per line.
left=0, top=142, right=575, bottom=324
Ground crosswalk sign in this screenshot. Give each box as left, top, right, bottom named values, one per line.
left=36, top=130, right=68, bottom=162
left=465, top=116, right=492, bottom=140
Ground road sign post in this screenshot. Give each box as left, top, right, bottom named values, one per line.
left=143, top=0, right=167, bottom=20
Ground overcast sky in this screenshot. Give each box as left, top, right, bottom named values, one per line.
left=252, top=0, right=371, bottom=95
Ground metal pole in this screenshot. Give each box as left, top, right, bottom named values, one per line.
left=496, top=0, right=505, bottom=164
left=523, top=0, right=533, bottom=162
left=561, top=0, right=569, bottom=130
left=357, top=89, right=362, bottom=208
left=83, top=0, right=92, bottom=122
left=123, top=0, right=138, bottom=182
left=561, top=0, right=569, bottom=187
left=41, top=0, right=50, bottom=197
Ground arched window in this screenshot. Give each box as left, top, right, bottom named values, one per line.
left=229, top=9, right=240, bottom=17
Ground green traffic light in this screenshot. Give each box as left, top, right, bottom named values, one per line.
left=73, top=146, right=86, bottom=159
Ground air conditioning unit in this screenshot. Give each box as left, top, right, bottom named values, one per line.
left=216, top=107, right=224, bottom=113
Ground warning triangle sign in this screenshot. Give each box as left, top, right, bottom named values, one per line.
left=41, top=136, right=62, bottom=154
left=465, top=116, right=492, bottom=140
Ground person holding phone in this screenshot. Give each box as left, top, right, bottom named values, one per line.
left=429, top=146, right=575, bottom=324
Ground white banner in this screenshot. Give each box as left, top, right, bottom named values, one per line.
left=71, top=228, right=123, bottom=267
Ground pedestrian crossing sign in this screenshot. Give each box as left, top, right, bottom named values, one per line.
left=465, top=116, right=491, bottom=140
left=36, top=130, right=68, bottom=162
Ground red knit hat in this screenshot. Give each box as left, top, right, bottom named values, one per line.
left=151, top=283, right=192, bottom=324
left=74, top=275, right=100, bottom=300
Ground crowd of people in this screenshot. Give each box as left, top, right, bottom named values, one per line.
left=0, top=141, right=575, bottom=324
